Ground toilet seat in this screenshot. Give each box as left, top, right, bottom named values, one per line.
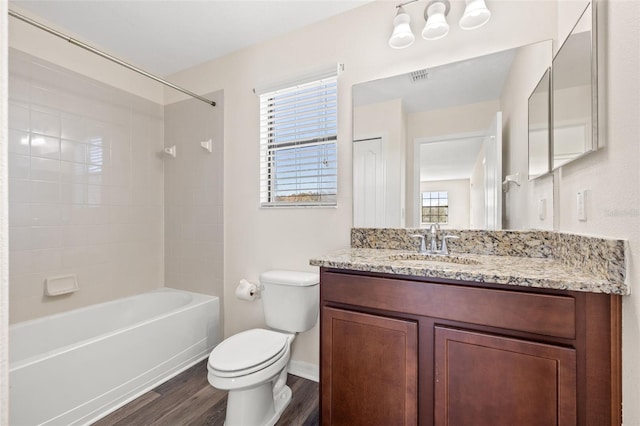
left=208, top=329, right=290, bottom=378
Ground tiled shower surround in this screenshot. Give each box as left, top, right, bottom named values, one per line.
left=7, top=49, right=223, bottom=323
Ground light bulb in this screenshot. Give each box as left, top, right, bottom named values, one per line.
left=422, top=1, right=450, bottom=41
left=460, top=0, right=491, bottom=30
left=389, top=7, right=415, bottom=49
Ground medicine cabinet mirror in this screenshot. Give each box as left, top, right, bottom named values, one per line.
left=552, top=2, right=597, bottom=169
left=528, top=68, right=551, bottom=180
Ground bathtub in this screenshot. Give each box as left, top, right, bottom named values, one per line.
left=9, top=288, right=221, bottom=426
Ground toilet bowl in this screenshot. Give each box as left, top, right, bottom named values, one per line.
left=207, top=329, right=295, bottom=426
left=207, top=270, right=319, bottom=426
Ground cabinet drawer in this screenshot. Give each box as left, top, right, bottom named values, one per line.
left=322, top=271, right=576, bottom=339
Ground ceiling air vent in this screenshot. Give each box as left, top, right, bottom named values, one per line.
left=409, top=69, right=431, bottom=83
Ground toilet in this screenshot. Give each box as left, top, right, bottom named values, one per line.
left=207, top=270, right=320, bottom=426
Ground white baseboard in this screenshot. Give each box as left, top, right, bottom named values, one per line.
left=287, top=360, right=319, bottom=382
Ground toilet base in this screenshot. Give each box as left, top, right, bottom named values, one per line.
left=269, top=384, right=292, bottom=426
left=223, top=381, right=292, bottom=426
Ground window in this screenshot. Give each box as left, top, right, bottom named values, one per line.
left=421, top=191, right=448, bottom=224
left=259, top=75, right=337, bottom=207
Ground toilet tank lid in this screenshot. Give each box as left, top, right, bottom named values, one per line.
left=260, top=270, right=319, bottom=287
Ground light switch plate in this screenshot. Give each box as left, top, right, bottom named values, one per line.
left=538, top=198, right=546, bottom=221
left=577, top=190, right=587, bottom=221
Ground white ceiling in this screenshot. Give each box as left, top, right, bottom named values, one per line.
left=9, top=0, right=373, bottom=76
left=352, top=48, right=517, bottom=113
left=420, top=137, right=484, bottom=181
left=352, top=48, right=516, bottom=182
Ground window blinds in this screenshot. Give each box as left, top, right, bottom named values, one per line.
left=259, top=75, right=337, bottom=207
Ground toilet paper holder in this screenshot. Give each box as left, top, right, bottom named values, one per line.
left=236, top=279, right=262, bottom=301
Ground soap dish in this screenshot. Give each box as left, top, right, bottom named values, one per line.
left=45, top=274, right=79, bottom=296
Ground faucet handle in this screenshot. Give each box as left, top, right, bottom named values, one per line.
left=409, top=234, right=427, bottom=254
left=441, top=235, right=460, bottom=255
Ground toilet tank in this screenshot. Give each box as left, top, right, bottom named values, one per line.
left=260, top=270, right=320, bottom=333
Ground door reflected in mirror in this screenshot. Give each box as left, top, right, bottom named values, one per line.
left=552, top=2, right=596, bottom=169
left=352, top=40, right=552, bottom=229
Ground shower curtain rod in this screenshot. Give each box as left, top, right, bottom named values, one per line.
left=8, top=9, right=216, bottom=107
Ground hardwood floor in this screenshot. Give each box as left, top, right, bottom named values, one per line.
left=93, top=360, right=319, bottom=426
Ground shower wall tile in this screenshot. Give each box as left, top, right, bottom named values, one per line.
left=31, top=108, right=61, bottom=137
left=30, top=181, right=60, bottom=204
left=8, top=48, right=165, bottom=323
left=8, top=153, right=30, bottom=179
left=8, top=103, right=29, bottom=132
left=9, top=179, right=30, bottom=203
left=9, top=203, right=30, bottom=227
left=60, top=140, right=87, bottom=163
left=164, top=92, right=224, bottom=300
left=30, top=157, right=60, bottom=181
left=30, top=135, right=60, bottom=159
left=8, top=129, right=30, bottom=155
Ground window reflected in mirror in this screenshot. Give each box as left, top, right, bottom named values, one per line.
left=421, top=191, right=449, bottom=225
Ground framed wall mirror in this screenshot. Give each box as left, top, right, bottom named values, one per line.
left=528, top=68, right=551, bottom=180
left=552, top=2, right=597, bottom=169
left=352, top=40, right=552, bottom=230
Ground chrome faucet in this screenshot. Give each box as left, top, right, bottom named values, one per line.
left=409, top=234, right=428, bottom=254
left=428, top=224, right=440, bottom=253
left=410, top=225, right=459, bottom=255
left=439, top=235, right=459, bottom=255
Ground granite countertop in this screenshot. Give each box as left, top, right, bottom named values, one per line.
left=310, top=247, right=629, bottom=295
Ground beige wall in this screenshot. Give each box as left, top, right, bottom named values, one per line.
left=420, top=179, right=470, bottom=229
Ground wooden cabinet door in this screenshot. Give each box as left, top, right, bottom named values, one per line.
left=321, top=307, right=418, bottom=426
left=434, top=326, right=577, bottom=426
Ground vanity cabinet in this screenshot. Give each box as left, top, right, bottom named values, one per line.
left=319, top=269, right=621, bottom=426
left=434, top=327, right=576, bottom=426
left=322, top=307, right=418, bottom=425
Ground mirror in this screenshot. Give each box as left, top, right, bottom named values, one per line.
left=353, top=40, right=552, bottom=229
left=528, top=68, right=551, bottom=180
left=552, top=2, right=597, bottom=169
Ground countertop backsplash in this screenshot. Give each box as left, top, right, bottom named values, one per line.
left=344, top=228, right=628, bottom=294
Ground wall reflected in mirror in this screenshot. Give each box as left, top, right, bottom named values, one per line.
left=552, top=2, right=596, bottom=169
left=352, top=40, right=552, bottom=230
left=528, top=68, right=551, bottom=180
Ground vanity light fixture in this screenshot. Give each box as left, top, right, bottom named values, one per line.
left=389, top=0, right=491, bottom=48
left=422, top=1, right=450, bottom=40
left=459, top=0, right=491, bottom=30
left=389, top=6, right=416, bottom=49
